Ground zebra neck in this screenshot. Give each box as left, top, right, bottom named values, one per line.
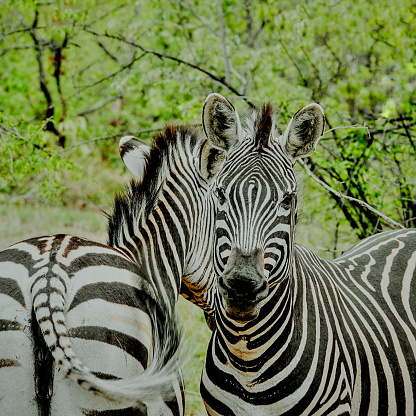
left=114, top=175, right=211, bottom=311
left=215, top=273, right=295, bottom=360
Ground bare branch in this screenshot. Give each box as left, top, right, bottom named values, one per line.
left=217, top=0, right=231, bottom=85
left=80, top=27, right=255, bottom=108
left=61, top=128, right=164, bottom=153
left=399, top=115, right=416, bottom=152
left=371, top=121, right=416, bottom=136
left=277, top=35, right=309, bottom=88
left=0, top=123, right=28, bottom=142
left=75, top=95, right=122, bottom=118
left=62, top=124, right=202, bottom=152
left=71, top=52, right=147, bottom=98
left=29, top=10, right=65, bottom=147
left=0, top=42, right=51, bottom=57
left=1, top=26, right=46, bottom=37
left=322, top=125, right=370, bottom=137
left=180, top=0, right=218, bottom=36
left=97, top=40, right=120, bottom=63
left=82, top=3, right=129, bottom=28
left=52, top=33, right=69, bottom=122
left=298, top=159, right=405, bottom=230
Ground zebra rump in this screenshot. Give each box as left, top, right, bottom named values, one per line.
left=32, top=263, right=184, bottom=405
left=0, top=234, right=184, bottom=415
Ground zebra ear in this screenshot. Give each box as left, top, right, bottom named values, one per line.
left=202, top=93, right=242, bottom=150
left=199, top=140, right=226, bottom=182
left=280, top=103, right=325, bottom=162
left=200, top=94, right=241, bottom=181
left=119, top=136, right=151, bottom=181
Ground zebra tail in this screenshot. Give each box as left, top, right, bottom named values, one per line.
left=31, top=265, right=185, bottom=406
left=73, top=299, right=186, bottom=406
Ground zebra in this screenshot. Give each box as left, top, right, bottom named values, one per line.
left=199, top=93, right=416, bottom=415
left=0, top=101, right=237, bottom=415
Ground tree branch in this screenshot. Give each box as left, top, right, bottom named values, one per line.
left=62, top=124, right=202, bottom=152
left=217, top=0, right=231, bottom=85
left=298, top=159, right=405, bottom=230
left=71, top=51, right=147, bottom=98
left=29, top=10, right=66, bottom=147
left=399, top=114, right=416, bottom=152
left=81, top=27, right=255, bottom=108
left=52, top=32, right=69, bottom=122
left=75, top=95, right=122, bottom=118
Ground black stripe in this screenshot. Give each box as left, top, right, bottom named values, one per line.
left=0, top=358, right=21, bottom=368
left=82, top=405, right=147, bottom=415
left=0, top=247, right=38, bottom=273
left=0, top=277, right=26, bottom=307
left=200, top=376, right=235, bottom=416
left=68, top=282, right=148, bottom=312
left=68, top=326, right=148, bottom=369
left=91, top=371, right=120, bottom=380
left=67, top=253, right=144, bottom=277
left=0, top=319, right=22, bottom=331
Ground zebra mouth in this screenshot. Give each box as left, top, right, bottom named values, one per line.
left=221, top=297, right=261, bottom=321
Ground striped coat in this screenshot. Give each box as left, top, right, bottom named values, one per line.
left=203, top=230, right=416, bottom=415
left=199, top=94, right=416, bottom=415
left=0, top=98, right=238, bottom=415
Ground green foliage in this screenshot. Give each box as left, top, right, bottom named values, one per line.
left=0, top=116, right=76, bottom=203
left=1, top=0, right=415, bottom=238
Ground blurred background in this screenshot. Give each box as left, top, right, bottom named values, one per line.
left=1, top=1, right=415, bottom=414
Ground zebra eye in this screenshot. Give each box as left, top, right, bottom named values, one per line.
left=280, top=194, right=294, bottom=210
left=214, top=187, right=226, bottom=204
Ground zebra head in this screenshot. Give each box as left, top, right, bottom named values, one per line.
left=203, top=93, right=325, bottom=321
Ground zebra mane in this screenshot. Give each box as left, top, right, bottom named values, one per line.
left=242, top=103, right=281, bottom=150
left=107, top=124, right=202, bottom=248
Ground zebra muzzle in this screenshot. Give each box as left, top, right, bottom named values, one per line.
left=218, top=247, right=269, bottom=320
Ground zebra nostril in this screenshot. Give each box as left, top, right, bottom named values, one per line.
left=218, top=276, right=231, bottom=296
left=255, top=279, right=269, bottom=301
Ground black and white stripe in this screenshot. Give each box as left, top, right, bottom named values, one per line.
left=200, top=95, right=416, bottom=415
left=1, top=235, right=181, bottom=415
left=0, top=98, right=240, bottom=415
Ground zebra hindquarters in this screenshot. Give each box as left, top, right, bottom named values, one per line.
left=51, top=263, right=184, bottom=415
left=0, top=253, right=38, bottom=416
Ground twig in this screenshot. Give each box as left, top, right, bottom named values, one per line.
left=0, top=123, right=28, bottom=142
left=80, top=27, right=255, bottom=108
left=298, top=159, right=405, bottom=229
left=0, top=43, right=51, bottom=57
left=317, top=247, right=345, bottom=254
left=61, top=128, right=164, bottom=153
left=75, top=95, right=122, bottom=118
left=371, top=122, right=416, bottom=135
left=70, top=51, right=147, bottom=98
left=217, top=0, right=231, bottom=85
left=97, top=40, right=120, bottom=63
left=321, top=124, right=370, bottom=138
left=277, top=35, right=309, bottom=88
left=82, top=3, right=129, bottom=28
left=0, top=26, right=46, bottom=37
left=61, top=123, right=202, bottom=152
left=180, top=0, right=218, bottom=36
left=399, top=115, right=416, bottom=152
